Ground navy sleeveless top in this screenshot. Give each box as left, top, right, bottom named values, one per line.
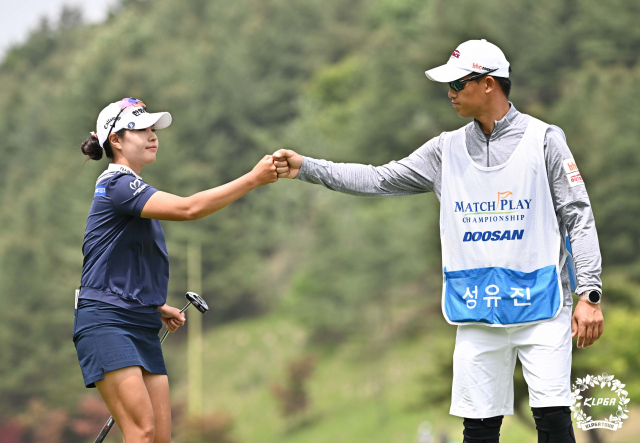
left=79, top=164, right=169, bottom=313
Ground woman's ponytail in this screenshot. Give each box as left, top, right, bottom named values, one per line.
left=80, top=133, right=104, bottom=161
left=80, top=131, right=119, bottom=160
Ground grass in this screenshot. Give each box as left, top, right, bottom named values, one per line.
left=162, top=310, right=551, bottom=443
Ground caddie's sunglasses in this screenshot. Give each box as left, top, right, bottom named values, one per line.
left=449, top=68, right=498, bottom=92
left=106, top=98, right=147, bottom=142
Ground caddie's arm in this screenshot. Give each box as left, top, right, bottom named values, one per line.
left=544, top=127, right=604, bottom=349
left=272, top=135, right=444, bottom=197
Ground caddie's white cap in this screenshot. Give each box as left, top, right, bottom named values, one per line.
left=425, top=39, right=510, bottom=82
left=95, top=98, right=172, bottom=148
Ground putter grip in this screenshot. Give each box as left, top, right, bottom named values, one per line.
left=95, top=416, right=115, bottom=443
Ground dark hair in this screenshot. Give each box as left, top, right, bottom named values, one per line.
left=80, top=128, right=125, bottom=160
left=494, top=76, right=511, bottom=98
left=475, top=66, right=512, bottom=98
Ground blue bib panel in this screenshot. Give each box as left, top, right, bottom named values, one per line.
left=444, top=265, right=562, bottom=325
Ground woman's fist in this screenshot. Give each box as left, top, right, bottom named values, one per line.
left=250, top=155, right=278, bottom=187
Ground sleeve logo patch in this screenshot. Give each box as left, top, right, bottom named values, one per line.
left=567, top=171, right=584, bottom=187
left=94, top=185, right=106, bottom=196
left=129, top=178, right=148, bottom=196
left=562, top=158, right=584, bottom=187
left=563, top=158, right=579, bottom=174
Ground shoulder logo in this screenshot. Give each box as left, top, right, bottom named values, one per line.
left=94, top=185, right=106, bottom=197
left=129, top=178, right=148, bottom=196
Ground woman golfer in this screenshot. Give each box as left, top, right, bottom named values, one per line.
left=74, top=98, right=277, bottom=442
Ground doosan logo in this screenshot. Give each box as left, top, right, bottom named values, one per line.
left=463, top=230, right=524, bottom=242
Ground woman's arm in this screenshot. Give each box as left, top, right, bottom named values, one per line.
left=141, top=155, right=277, bottom=221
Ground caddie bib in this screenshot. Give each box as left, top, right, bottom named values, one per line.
left=440, top=116, right=564, bottom=327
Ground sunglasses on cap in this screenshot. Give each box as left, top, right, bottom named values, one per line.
left=449, top=68, right=498, bottom=92
left=106, top=98, right=147, bottom=142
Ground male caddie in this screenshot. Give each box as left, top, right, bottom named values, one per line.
left=273, top=39, right=604, bottom=443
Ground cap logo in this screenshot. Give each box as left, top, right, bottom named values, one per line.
left=103, top=116, right=120, bottom=129
left=132, top=107, right=147, bottom=117
left=451, top=50, right=460, bottom=58
left=127, top=122, right=135, bottom=129
left=472, top=63, right=492, bottom=72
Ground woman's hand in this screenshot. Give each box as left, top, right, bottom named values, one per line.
left=249, top=155, right=278, bottom=187
left=157, top=304, right=186, bottom=333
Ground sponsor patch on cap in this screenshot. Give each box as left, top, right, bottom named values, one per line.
left=127, top=122, right=135, bottom=129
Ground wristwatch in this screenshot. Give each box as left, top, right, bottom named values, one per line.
left=580, top=290, right=601, bottom=304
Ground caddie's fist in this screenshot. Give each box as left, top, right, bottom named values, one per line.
left=273, top=149, right=303, bottom=179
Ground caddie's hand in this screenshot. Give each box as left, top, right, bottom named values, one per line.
left=158, top=304, right=186, bottom=333
left=571, top=297, right=604, bottom=348
left=272, top=149, right=303, bottom=179
left=250, top=155, right=278, bottom=187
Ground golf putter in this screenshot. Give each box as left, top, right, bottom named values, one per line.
left=95, top=292, right=208, bottom=443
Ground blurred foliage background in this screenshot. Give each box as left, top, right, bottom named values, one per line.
left=0, top=0, right=638, bottom=442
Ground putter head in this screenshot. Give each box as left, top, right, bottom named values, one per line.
left=185, top=292, right=208, bottom=314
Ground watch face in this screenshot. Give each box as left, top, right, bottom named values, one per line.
left=588, top=291, right=601, bottom=303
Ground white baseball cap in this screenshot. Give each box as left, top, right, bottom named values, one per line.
left=95, top=98, right=172, bottom=148
left=425, top=39, right=510, bottom=82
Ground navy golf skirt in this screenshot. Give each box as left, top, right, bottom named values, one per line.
left=73, top=299, right=167, bottom=388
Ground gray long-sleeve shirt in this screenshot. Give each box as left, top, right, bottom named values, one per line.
left=297, top=103, right=602, bottom=307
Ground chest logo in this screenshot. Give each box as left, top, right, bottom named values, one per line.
left=455, top=191, right=532, bottom=224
